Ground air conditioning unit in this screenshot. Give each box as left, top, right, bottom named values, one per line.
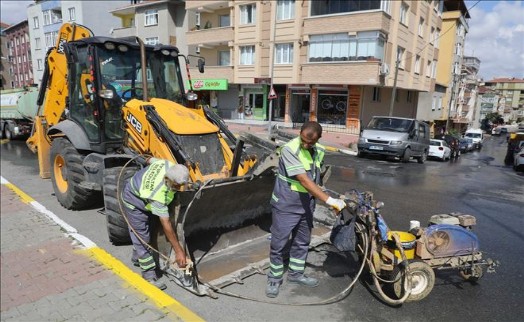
left=379, top=63, right=390, bottom=76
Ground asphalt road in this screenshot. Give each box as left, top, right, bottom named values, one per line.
left=1, top=135, right=523, bottom=321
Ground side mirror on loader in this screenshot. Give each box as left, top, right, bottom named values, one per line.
left=198, top=58, right=205, bottom=73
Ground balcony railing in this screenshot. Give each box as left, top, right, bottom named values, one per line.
left=111, top=26, right=136, bottom=39
left=187, top=26, right=234, bottom=46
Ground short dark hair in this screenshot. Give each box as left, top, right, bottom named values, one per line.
left=300, top=121, right=322, bottom=138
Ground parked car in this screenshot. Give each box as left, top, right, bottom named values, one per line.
left=464, top=128, right=483, bottom=150
left=514, top=146, right=524, bottom=172
left=436, top=134, right=460, bottom=159
left=429, top=139, right=451, bottom=161
left=459, top=138, right=474, bottom=153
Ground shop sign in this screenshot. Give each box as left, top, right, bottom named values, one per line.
left=187, top=79, right=228, bottom=90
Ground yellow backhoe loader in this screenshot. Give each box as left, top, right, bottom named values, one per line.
left=26, top=23, right=280, bottom=296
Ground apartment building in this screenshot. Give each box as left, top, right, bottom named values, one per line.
left=3, top=20, right=33, bottom=88
left=455, top=55, right=480, bottom=130
left=484, top=78, right=524, bottom=123
left=1, top=22, right=13, bottom=89
left=434, top=0, right=470, bottom=133
left=27, top=0, right=129, bottom=86
left=184, top=0, right=443, bottom=131
left=477, top=85, right=500, bottom=127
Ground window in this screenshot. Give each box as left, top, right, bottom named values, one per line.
left=430, top=27, right=435, bottom=44
left=381, top=0, right=391, bottom=14
left=312, top=0, right=381, bottom=16
left=437, top=97, right=442, bottom=110
left=396, top=46, right=405, bottom=69
left=418, top=18, right=424, bottom=37
left=308, top=31, right=385, bottom=62
left=15, top=38, right=19, bottom=46
left=68, top=7, right=76, bottom=21
left=218, top=51, right=230, bottom=66
left=400, top=2, right=408, bottom=25
left=432, top=96, right=436, bottom=111
left=414, top=55, right=421, bottom=74
left=145, top=9, right=158, bottom=26
left=240, top=45, right=255, bottom=65
left=36, top=59, right=42, bottom=70
left=35, top=38, right=41, bottom=49
left=426, top=60, right=431, bottom=77
left=33, top=17, right=39, bottom=29
left=407, top=91, right=413, bottom=103
left=43, top=10, right=51, bottom=25
left=196, top=12, right=201, bottom=27
left=145, top=37, right=159, bottom=45
left=434, top=28, right=440, bottom=48
left=219, top=15, right=230, bottom=27
left=372, top=87, right=381, bottom=102
left=275, top=43, right=293, bottom=64
left=240, top=4, right=256, bottom=24
left=44, top=31, right=58, bottom=48
left=431, top=60, right=437, bottom=78
left=277, top=0, right=295, bottom=20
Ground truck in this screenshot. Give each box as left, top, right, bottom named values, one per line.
left=26, top=23, right=283, bottom=296
left=1, top=86, right=39, bottom=139
left=464, top=128, right=483, bottom=150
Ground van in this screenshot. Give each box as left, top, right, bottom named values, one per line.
left=464, top=128, right=483, bottom=150
left=357, top=116, right=430, bottom=163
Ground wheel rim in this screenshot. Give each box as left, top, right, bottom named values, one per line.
left=409, top=271, right=429, bottom=295
left=53, top=154, right=68, bottom=193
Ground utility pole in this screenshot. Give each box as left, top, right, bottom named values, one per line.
left=388, top=59, right=400, bottom=116
left=267, top=2, right=278, bottom=135
left=445, top=74, right=457, bottom=132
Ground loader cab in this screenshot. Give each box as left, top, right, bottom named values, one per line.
left=65, top=37, right=187, bottom=151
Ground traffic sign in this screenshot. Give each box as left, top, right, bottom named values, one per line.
left=268, top=87, right=277, bottom=99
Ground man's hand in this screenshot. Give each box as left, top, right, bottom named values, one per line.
left=174, top=248, right=187, bottom=268
left=326, top=197, right=346, bottom=211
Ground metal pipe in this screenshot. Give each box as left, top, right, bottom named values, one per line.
left=136, top=37, right=149, bottom=102
left=267, top=1, right=278, bottom=135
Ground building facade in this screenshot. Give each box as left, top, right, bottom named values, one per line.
left=483, top=78, right=524, bottom=123
left=3, top=20, right=33, bottom=88
left=27, top=0, right=129, bottom=86
left=1, top=22, right=13, bottom=89
left=184, top=0, right=444, bottom=132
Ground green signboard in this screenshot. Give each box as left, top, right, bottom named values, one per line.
left=187, top=79, right=228, bottom=91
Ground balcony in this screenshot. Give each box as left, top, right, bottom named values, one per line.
left=301, top=61, right=381, bottom=85
left=303, top=11, right=390, bottom=35
left=186, top=1, right=228, bottom=12
left=187, top=26, right=234, bottom=47
left=111, top=26, right=136, bottom=39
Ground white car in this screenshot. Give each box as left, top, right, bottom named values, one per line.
left=514, top=146, right=524, bottom=172
left=429, top=139, right=451, bottom=161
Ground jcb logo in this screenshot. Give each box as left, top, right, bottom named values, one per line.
left=126, top=113, right=142, bottom=134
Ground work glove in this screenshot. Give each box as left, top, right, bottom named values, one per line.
left=326, top=197, right=346, bottom=212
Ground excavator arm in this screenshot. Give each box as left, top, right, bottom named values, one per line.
left=27, top=23, right=93, bottom=178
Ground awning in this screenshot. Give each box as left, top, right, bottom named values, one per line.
left=187, top=79, right=228, bottom=91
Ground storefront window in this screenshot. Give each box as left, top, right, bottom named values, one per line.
left=317, top=90, right=348, bottom=125
left=290, top=90, right=310, bottom=123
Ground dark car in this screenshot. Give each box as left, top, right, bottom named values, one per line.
left=459, top=138, right=474, bottom=153
left=436, top=134, right=460, bottom=159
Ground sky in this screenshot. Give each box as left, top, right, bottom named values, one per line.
left=1, top=0, right=523, bottom=80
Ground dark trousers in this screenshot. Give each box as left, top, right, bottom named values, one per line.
left=268, top=207, right=313, bottom=283
left=122, top=186, right=158, bottom=281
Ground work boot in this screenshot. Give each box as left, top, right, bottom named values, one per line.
left=287, top=275, right=319, bottom=287
left=131, top=258, right=139, bottom=267
left=266, top=281, right=281, bottom=298
left=147, top=277, right=167, bottom=290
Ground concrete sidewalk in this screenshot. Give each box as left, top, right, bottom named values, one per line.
left=224, top=120, right=359, bottom=155
left=0, top=180, right=201, bottom=321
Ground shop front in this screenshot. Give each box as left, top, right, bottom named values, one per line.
left=187, top=79, right=229, bottom=114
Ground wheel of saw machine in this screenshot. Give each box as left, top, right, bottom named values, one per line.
left=459, top=264, right=484, bottom=282
left=103, top=166, right=138, bottom=245
left=50, top=138, right=101, bottom=209
left=392, top=260, right=435, bottom=302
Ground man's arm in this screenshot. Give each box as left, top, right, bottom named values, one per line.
left=295, top=173, right=329, bottom=202
left=159, top=216, right=187, bottom=268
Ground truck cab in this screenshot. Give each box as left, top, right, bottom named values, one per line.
left=464, top=129, right=483, bottom=150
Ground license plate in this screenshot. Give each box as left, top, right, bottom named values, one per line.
left=369, top=146, right=383, bottom=150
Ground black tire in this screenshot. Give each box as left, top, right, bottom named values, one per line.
left=417, top=151, right=427, bottom=164
left=50, top=138, right=100, bottom=209
left=392, top=260, right=435, bottom=302
left=5, top=127, right=13, bottom=140
left=402, top=148, right=411, bottom=163
left=459, top=264, right=484, bottom=282
left=103, top=166, right=138, bottom=245
left=357, top=150, right=366, bottom=158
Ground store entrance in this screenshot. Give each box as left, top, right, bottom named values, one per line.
left=290, top=92, right=310, bottom=124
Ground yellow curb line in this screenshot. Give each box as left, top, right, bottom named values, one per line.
left=80, top=247, right=205, bottom=322
left=1, top=177, right=204, bottom=322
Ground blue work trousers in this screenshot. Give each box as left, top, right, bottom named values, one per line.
left=268, top=206, right=313, bottom=283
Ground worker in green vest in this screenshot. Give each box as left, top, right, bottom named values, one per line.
left=121, top=158, right=189, bottom=290
left=266, top=121, right=346, bottom=298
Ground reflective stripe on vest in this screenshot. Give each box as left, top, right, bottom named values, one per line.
left=278, top=137, right=325, bottom=193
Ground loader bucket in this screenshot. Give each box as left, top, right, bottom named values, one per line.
left=178, top=173, right=275, bottom=235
